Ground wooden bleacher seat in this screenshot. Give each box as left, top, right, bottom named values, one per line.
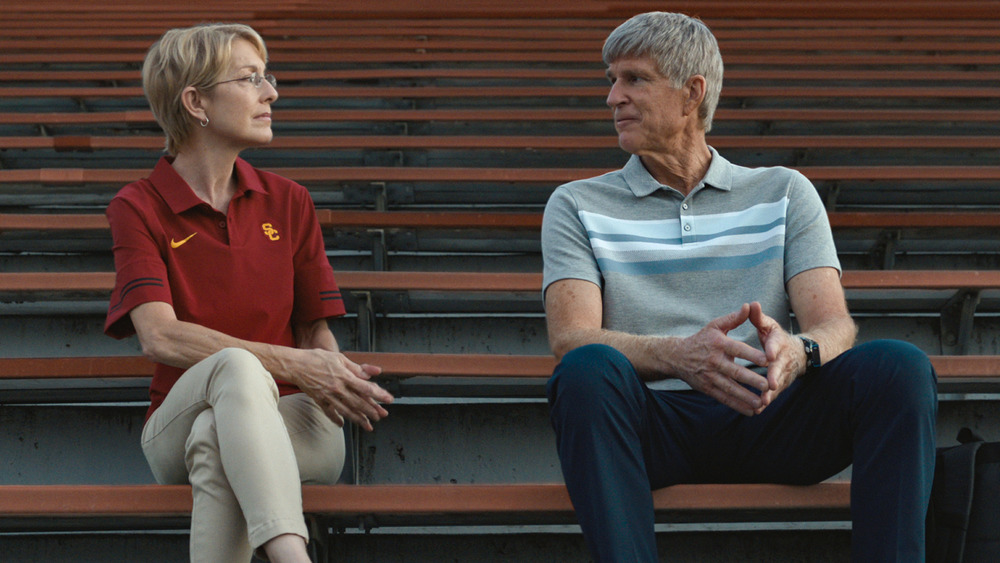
left=4, top=209, right=999, bottom=232
left=3, top=164, right=999, bottom=185
left=2, top=108, right=999, bottom=127
left=5, top=134, right=1000, bottom=152
left=3, top=23, right=1000, bottom=62
left=0, top=482, right=853, bottom=527
left=3, top=19, right=996, bottom=43
left=4, top=84, right=999, bottom=101
left=3, top=14, right=994, bottom=38
left=17, top=50, right=997, bottom=65
left=0, top=481, right=852, bottom=562
left=3, top=269, right=1000, bottom=296
left=1, top=353, right=998, bottom=403
left=3, top=68, right=998, bottom=84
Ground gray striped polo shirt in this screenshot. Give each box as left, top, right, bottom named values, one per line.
left=541, top=147, right=840, bottom=389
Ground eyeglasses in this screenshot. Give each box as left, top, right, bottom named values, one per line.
left=210, top=72, right=277, bottom=89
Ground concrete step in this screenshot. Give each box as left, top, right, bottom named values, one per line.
left=2, top=399, right=997, bottom=486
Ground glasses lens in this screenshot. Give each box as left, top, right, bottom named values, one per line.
left=265, top=74, right=277, bottom=88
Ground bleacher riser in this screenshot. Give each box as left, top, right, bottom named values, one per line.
left=3, top=398, right=998, bottom=490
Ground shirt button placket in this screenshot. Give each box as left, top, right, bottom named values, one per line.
left=681, top=201, right=692, bottom=239
left=217, top=217, right=229, bottom=245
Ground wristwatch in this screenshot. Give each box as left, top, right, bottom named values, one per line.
left=799, top=336, right=821, bottom=374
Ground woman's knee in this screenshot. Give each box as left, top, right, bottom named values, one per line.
left=206, top=348, right=278, bottom=399
left=211, top=348, right=268, bottom=377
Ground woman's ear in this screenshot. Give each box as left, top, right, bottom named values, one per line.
left=180, top=85, right=208, bottom=124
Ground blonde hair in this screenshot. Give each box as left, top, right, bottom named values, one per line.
left=142, top=23, right=268, bottom=155
left=603, top=12, right=724, bottom=132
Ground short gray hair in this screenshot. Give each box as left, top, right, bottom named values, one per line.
left=602, top=12, right=724, bottom=132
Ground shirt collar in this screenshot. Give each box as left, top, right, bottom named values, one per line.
left=622, top=146, right=733, bottom=197
left=148, top=156, right=268, bottom=215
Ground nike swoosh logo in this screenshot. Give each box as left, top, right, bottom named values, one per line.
left=170, top=232, right=198, bottom=249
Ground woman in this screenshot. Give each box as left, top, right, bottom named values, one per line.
left=103, top=23, right=394, bottom=562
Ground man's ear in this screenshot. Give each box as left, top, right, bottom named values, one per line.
left=180, top=85, right=208, bottom=124
left=683, top=75, right=707, bottom=116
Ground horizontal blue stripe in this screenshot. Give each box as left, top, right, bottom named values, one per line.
left=587, top=216, right=785, bottom=247
left=588, top=231, right=683, bottom=244
left=597, top=245, right=783, bottom=276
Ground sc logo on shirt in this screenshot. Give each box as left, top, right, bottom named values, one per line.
left=262, top=223, right=280, bottom=241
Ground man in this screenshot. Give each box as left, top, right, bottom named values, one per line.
left=542, top=12, right=937, bottom=562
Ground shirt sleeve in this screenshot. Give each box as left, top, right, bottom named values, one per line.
left=104, top=195, right=173, bottom=339
left=290, top=186, right=346, bottom=324
left=783, top=170, right=842, bottom=282
left=541, top=185, right=603, bottom=299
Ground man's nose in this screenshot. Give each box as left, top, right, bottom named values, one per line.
left=606, top=82, right=626, bottom=108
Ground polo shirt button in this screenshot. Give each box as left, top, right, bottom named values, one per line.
left=684, top=224, right=691, bottom=231
left=219, top=221, right=227, bottom=229
left=682, top=203, right=689, bottom=210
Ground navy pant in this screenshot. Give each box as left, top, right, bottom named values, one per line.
left=546, top=339, right=937, bottom=562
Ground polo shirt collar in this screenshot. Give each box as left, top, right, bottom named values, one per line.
left=148, top=156, right=268, bottom=215
left=623, top=146, right=733, bottom=197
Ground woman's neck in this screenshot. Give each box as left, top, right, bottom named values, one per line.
left=171, top=145, right=239, bottom=213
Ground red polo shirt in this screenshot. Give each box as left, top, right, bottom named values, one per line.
left=104, top=156, right=346, bottom=420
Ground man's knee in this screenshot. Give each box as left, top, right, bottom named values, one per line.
left=849, top=339, right=937, bottom=411
left=546, top=344, right=639, bottom=413
left=548, top=343, right=625, bottom=394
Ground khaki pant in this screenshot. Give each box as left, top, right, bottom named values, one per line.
left=141, top=348, right=344, bottom=562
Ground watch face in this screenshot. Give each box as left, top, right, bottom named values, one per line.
left=800, top=337, right=820, bottom=368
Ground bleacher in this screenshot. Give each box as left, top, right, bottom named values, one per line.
left=1, top=1, right=998, bottom=561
